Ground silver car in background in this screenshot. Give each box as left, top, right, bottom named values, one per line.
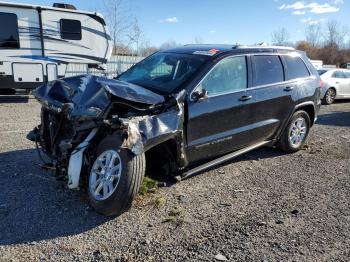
left=318, top=69, right=350, bottom=104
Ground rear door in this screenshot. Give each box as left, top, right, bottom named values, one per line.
left=186, top=55, right=256, bottom=163
left=248, top=54, right=296, bottom=144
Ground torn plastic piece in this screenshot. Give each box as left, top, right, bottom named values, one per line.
left=68, top=128, right=98, bottom=189
left=121, top=118, right=144, bottom=155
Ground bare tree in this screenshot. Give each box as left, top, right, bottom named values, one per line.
left=160, top=39, right=179, bottom=50
left=324, top=20, right=347, bottom=48
left=193, top=36, right=204, bottom=44
left=126, top=18, right=144, bottom=55
left=271, top=27, right=290, bottom=46
left=139, top=40, right=159, bottom=57
left=305, top=24, right=322, bottom=48
left=103, top=0, right=135, bottom=54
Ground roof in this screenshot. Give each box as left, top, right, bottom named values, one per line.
left=164, top=44, right=296, bottom=56
left=0, top=1, right=104, bottom=18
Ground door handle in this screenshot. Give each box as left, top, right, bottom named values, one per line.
left=239, top=95, right=252, bottom=101
left=284, top=86, right=294, bottom=92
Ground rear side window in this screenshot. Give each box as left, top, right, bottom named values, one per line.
left=60, top=19, right=82, bottom=40
left=344, top=71, right=350, bottom=78
left=284, top=56, right=310, bottom=80
left=252, top=56, right=284, bottom=86
left=0, top=12, right=20, bottom=48
left=332, top=71, right=345, bottom=78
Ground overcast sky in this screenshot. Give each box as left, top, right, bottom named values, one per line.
left=6, top=0, right=350, bottom=46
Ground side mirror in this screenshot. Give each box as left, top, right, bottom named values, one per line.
left=191, top=88, right=208, bottom=102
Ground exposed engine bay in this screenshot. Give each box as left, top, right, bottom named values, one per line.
left=27, top=75, right=187, bottom=189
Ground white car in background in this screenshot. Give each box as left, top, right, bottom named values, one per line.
left=318, top=69, right=350, bottom=105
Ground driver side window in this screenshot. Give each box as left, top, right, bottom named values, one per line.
left=201, top=56, right=247, bottom=96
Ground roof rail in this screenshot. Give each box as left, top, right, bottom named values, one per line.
left=233, top=44, right=295, bottom=50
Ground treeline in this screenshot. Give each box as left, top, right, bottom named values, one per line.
left=296, top=42, right=350, bottom=67
left=272, top=21, right=350, bottom=66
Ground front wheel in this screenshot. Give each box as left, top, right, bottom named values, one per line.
left=88, top=136, right=145, bottom=217
left=276, top=110, right=311, bottom=153
left=322, top=88, right=336, bottom=105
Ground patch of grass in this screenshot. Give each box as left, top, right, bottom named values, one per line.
left=139, top=176, right=158, bottom=195
left=168, top=207, right=182, bottom=217
left=154, top=196, right=166, bottom=209
left=162, top=207, right=186, bottom=225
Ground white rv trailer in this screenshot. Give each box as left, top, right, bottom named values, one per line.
left=0, top=2, right=112, bottom=92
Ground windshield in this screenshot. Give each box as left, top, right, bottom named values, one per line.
left=118, top=52, right=209, bottom=95
left=317, top=69, right=328, bottom=75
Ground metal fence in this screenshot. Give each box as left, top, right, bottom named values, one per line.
left=65, top=55, right=145, bottom=78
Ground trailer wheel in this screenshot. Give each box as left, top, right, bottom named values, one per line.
left=88, top=136, right=145, bottom=217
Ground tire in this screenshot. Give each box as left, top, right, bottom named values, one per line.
left=276, top=110, right=311, bottom=153
left=322, top=88, right=336, bottom=105
left=88, top=136, right=145, bottom=217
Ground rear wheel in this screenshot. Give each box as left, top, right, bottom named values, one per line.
left=88, top=136, right=145, bottom=217
left=276, top=110, right=311, bottom=153
left=322, top=88, right=336, bottom=105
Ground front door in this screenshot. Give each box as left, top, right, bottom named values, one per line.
left=186, top=56, right=256, bottom=163
left=340, top=70, right=350, bottom=97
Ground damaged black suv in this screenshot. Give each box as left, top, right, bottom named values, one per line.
left=28, top=45, right=321, bottom=216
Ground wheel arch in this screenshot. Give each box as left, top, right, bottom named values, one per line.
left=294, top=102, right=316, bottom=126
left=144, top=138, right=180, bottom=176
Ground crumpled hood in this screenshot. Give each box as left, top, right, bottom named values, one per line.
left=34, top=75, right=165, bottom=120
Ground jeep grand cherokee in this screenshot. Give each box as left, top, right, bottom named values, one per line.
left=28, top=45, right=322, bottom=216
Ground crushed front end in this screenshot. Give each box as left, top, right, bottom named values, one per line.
left=27, top=75, right=186, bottom=189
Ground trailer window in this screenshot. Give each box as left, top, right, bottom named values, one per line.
left=0, top=12, right=20, bottom=49
left=60, top=19, right=82, bottom=40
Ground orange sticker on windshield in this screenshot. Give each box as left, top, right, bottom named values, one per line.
left=193, top=49, right=220, bottom=56
left=208, top=49, right=220, bottom=54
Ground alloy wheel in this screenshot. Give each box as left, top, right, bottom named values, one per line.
left=89, top=150, right=122, bottom=201
left=288, top=117, right=307, bottom=148
left=326, top=89, right=336, bottom=104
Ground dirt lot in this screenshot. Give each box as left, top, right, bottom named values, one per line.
left=0, top=95, right=349, bottom=261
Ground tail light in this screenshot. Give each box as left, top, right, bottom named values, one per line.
left=320, top=80, right=324, bottom=88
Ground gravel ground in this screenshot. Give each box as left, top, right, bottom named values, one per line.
left=0, top=95, right=349, bottom=262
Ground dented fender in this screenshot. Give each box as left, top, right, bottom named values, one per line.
left=120, top=90, right=188, bottom=167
